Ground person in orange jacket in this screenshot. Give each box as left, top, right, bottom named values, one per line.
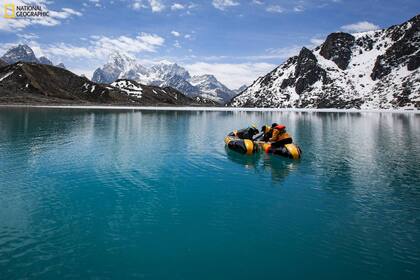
left=269, top=123, right=293, bottom=148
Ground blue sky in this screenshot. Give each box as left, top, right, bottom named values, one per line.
left=0, top=0, right=419, bottom=88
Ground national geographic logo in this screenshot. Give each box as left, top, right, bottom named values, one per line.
left=3, top=2, right=49, bottom=19
left=4, top=3, right=15, bottom=18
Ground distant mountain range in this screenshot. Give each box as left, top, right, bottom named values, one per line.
left=1, top=14, right=418, bottom=109
left=92, top=53, right=237, bottom=104
left=230, top=14, right=419, bottom=109
left=1, top=44, right=66, bottom=69
left=0, top=45, right=218, bottom=106
left=0, top=62, right=215, bottom=106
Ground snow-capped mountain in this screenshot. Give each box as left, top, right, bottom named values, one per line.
left=1, top=44, right=39, bottom=64
left=146, top=62, right=199, bottom=97
left=92, top=54, right=234, bottom=104
left=92, top=52, right=148, bottom=84
left=189, top=74, right=236, bottom=103
left=0, top=44, right=65, bottom=69
left=230, top=14, right=420, bottom=109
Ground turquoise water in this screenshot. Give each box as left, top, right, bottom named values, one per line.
left=0, top=108, right=419, bottom=279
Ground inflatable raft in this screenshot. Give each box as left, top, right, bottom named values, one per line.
left=224, top=127, right=259, bottom=155
left=224, top=127, right=302, bottom=160
left=224, top=135, right=257, bottom=155
left=257, top=141, right=302, bottom=160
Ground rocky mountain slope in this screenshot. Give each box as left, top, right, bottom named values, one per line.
left=0, top=62, right=212, bottom=106
left=0, top=62, right=132, bottom=104
left=230, top=14, right=420, bottom=109
left=1, top=44, right=66, bottom=69
left=92, top=53, right=235, bottom=104
left=111, top=79, right=218, bottom=106
left=0, top=59, right=7, bottom=68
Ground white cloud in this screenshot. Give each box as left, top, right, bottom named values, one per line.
left=171, top=3, right=185, bottom=10
left=171, top=31, right=181, bottom=37
left=149, top=0, right=165, bottom=12
left=193, top=45, right=301, bottom=63
left=0, top=43, right=20, bottom=56
left=131, top=0, right=165, bottom=12
left=28, top=41, right=45, bottom=58
left=293, top=5, right=304, bottom=12
left=50, top=8, right=83, bottom=19
left=71, top=67, right=96, bottom=79
left=266, top=5, right=283, bottom=13
left=341, top=21, right=380, bottom=33
left=94, top=33, right=165, bottom=54
left=262, top=46, right=301, bottom=59
left=252, top=0, right=264, bottom=5
left=309, top=38, right=324, bottom=46
left=37, top=32, right=165, bottom=62
left=131, top=1, right=146, bottom=10
left=186, top=62, right=276, bottom=89
left=44, top=43, right=96, bottom=59
left=212, top=0, right=239, bottom=11
left=16, top=33, right=40, bottom=40
left=173, top=40, right=181, bottom=48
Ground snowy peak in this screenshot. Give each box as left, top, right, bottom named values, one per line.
left=190, top=74, right=219, bottom=85
left=92, top=54, right=235, bottom=104
left=230, top=14, right=420, bottom=110
left=150, top=62, right=191, bottom=80
left=1, top=44, right=39, bottom=64
left=371, top=14, right=420, bottom=80
left=189, top=74, right=236, bottom=103
left=0, top=44, right=60, bottom=69
left=109, top=52, right=145, bottom=74
left=92, top=52, right=148, bottom=84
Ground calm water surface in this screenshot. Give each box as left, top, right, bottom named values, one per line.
left=0, top=108, right=419, bottom=279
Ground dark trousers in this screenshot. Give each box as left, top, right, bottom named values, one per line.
left=271, top=138, right=293, bottom=148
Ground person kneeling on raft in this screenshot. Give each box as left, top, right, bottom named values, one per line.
left=269, top=124, right=293, bottom=148
left=260, top=123, right=277, bottom=142
left=228, top=125, right=259, bottom=140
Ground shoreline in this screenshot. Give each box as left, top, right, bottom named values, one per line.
left=0, top=104, right=418, bottom=114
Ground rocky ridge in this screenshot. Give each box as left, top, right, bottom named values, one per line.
left=230, top=15, right=420, bottom=109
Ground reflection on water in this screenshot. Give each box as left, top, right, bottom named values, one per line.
left=225, top=146, right=299, bottom=184
left=0, top=107, right=419, bottom=279
left=224, top=147, right=261, bottom=170
left=261, top=154, right=299, bottom=184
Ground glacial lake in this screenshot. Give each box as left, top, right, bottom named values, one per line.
left=0, top=107, right=419, bottom=279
